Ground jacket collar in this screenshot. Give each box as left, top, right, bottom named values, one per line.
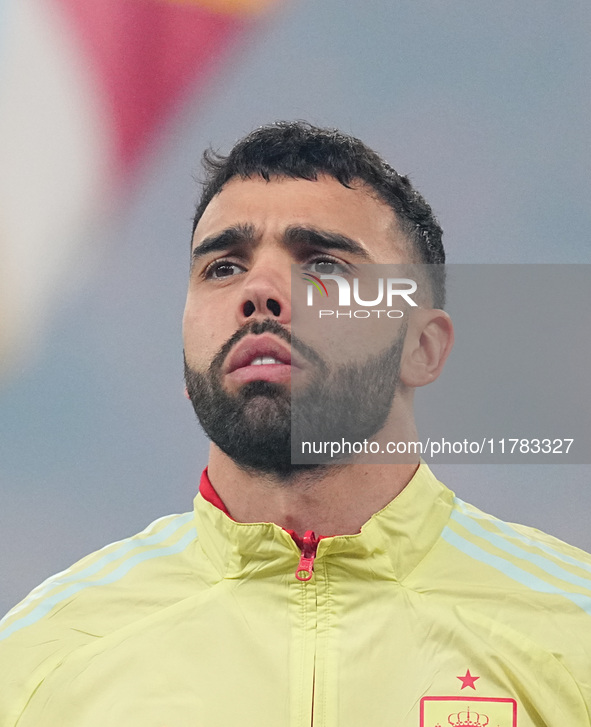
left=193, top=463, right=454, bottom=582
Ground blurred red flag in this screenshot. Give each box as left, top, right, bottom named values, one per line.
left=52, top=0, right=274, bottom=174
left=0, top=0, right=277, bottom=375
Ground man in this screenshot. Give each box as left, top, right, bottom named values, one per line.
left=1, top=122, right=590, bottom=727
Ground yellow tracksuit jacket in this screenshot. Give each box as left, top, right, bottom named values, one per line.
left=1, top=464, right=590, bottom=726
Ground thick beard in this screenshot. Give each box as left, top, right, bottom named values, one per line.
left=184, top=319, right=406, bottom=479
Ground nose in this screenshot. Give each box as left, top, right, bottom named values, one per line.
left=237, top=253, right=291, bottom=327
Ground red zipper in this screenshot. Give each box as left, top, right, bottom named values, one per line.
left=295, top=530, right=319, bottom=581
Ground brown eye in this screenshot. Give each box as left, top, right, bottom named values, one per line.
left=205, top=261, right=244, bottom=279
left=314, top=260, right=335, bottom=274
left=306, top=257, right=348, bottom=275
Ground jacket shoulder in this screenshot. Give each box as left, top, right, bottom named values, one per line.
left=425, top=496, right=591, bottom=700
left=0, top=511, right=198, bottom=724
left=432, top=495, right=591, bottom=636
left=448, top=496, right=591, bottom=569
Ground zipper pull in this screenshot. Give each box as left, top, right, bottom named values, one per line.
left=295, top=530, right=318, bottom=581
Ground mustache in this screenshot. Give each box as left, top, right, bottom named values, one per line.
left=210, top=319, right=325, bottom=373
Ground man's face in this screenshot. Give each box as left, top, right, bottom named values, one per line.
left=183, top=175, right=411, bottom=475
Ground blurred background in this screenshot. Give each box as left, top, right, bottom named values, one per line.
left=1, top=0, right=590, bottom=616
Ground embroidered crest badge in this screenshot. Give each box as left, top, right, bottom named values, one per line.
left=420, top=696, right=517, bottom=727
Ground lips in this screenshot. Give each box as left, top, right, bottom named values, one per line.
left=224, top=334, right=295, bottom=385
left=226, top=334, right=291, bottom=372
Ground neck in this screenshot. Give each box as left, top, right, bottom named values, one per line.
left=206, top=444, right=419, bottom=536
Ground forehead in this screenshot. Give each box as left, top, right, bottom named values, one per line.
left=192, top=175, right=410, bottom=261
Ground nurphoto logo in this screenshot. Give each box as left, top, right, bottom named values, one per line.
left=303, top=272, right=418, bottom=318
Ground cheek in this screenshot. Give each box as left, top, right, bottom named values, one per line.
left=182, top=299, right=228, bottom=365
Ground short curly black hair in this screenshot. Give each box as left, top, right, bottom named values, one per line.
left=192, top=121, right=445, bottom=307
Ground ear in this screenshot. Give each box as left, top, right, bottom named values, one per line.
left=399, top=309, right=454, bottom=388
left=184, top=387, right=191, bottom=400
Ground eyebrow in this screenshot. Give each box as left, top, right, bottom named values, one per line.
left=284, top=226, right=373, bottom=261
left=191, top=223, right=257, bottom=263
left=190, top=222, right=373, bottom=266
